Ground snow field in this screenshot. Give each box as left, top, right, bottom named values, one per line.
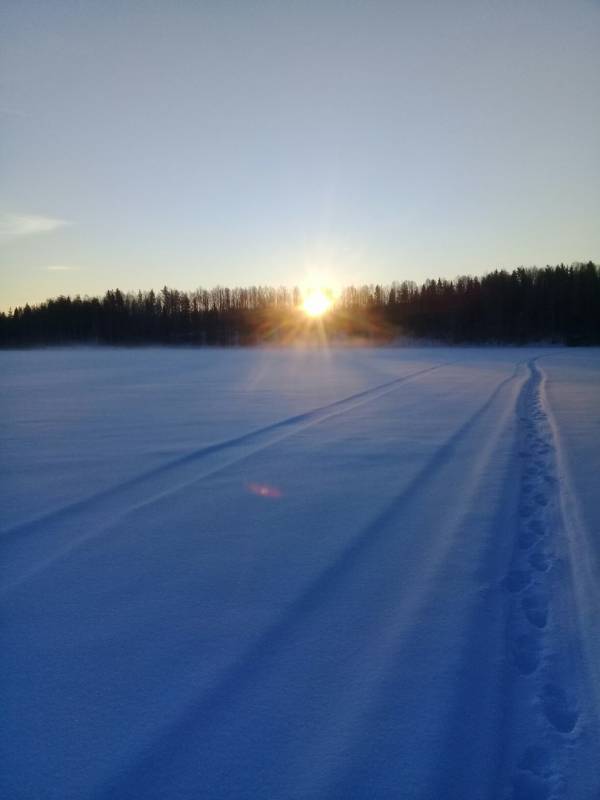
left=1, top=347, right=599, bottom=799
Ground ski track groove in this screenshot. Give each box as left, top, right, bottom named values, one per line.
left=2, top=362, right=453, bottom=591
left=93, top=363, right=526, bottom=799
left=1, top=361, right=447, bottom=542
left=504, top=360, right=585, bottom=800
left=333, top=362, right=527, bottom=800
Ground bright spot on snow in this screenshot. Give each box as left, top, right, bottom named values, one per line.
left=246, top=482, right=282, bottom=499
left=302, top=289, right=332, bottom=318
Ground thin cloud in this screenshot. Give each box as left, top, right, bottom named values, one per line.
left=0, top=213, right=70, bottom=243
left=0, top=107, right=28, bottom=118
left=43, top=265, right=79, bottom=271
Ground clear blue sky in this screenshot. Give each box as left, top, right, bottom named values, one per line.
left=1, top=0, right=599, bottom=308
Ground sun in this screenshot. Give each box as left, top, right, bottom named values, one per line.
left=302, top=288, right=333, bottom=318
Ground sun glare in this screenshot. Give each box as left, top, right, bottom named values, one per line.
left=302, top=289, right=333, bottom=318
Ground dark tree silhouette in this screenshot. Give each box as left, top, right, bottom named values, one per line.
left=1, top=263, right=598, bottom=347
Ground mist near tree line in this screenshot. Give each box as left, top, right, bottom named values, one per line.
left=2, top=262, right=598, bottom=347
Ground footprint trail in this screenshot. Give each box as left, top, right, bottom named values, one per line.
left=505, top=360, right=584, bottom=798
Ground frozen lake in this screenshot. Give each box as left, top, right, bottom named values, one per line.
left=2, top=346, right=600, bottom=799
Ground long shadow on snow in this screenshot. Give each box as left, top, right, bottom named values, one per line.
left=96, top=363, right=524, bottom=799
left=421, top=362, right=535, bottom=800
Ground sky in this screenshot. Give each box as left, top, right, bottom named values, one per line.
left=1, top=0, right=599, bottom=309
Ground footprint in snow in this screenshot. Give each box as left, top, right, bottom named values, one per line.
left=522, top=591, right=549, bottom=629
left=511, top=770, right=551, bottom=800
left=519, top=503, right=535, bottom=519
left=512, top=633, right=541, bottom=675
left=518, top=529, right=538, bottom=550
left=504, top=569, right=532, bottom=593
left=529, top=550, right=551, bottom=573
left=528, top=519, right=545, bottom=535
left=540, top=684, right=579, bottom=734
left=518, top=745, right=553, bottom=778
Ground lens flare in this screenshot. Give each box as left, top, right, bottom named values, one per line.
left=302, top=289, right=332, bottom=318
left=246, top=482, right=282, bottom=499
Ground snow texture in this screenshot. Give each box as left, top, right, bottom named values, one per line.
left=1, top=347, right=599, bottom=799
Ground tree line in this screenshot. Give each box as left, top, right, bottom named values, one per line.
left=1, top=262, right=599, bottom=346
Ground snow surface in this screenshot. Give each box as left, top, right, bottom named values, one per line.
left=1, top=346, right=599, bottom=799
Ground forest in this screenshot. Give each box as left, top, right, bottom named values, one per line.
left=1, top=262, right=599, bottom=346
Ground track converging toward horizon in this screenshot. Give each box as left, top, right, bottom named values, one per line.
left=2, top=347, right=599, bottom=799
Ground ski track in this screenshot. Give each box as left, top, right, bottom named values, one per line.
left=95, top=364, right=526, bottom=799
left=3, top=351, right=598, bottom=799
left=1, top=361, right=450, bottom=590
left=2, top=362, right=446, bottom=540
left=502, top=360, right=587, bottom=800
